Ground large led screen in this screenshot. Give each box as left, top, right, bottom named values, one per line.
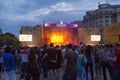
left=19, top=34, right=32, bottom=41
left=91, top=35, right=101, bottom=41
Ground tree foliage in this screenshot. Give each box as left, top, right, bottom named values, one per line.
left=0, top=32, right=20, bottom=47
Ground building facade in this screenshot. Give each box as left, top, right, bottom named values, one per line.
left=83, top=3, right=120, bottom=29
left=83, top=3, right=120, bottom=43
left=78, top=28, right=99, bottom=45
left=104, top=23, right=120, bottom=44
left=20, top=25, right=43, bottom=47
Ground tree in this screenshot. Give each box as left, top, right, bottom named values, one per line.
left=0, top=32, right=20, bottom=47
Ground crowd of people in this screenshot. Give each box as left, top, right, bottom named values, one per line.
left=0, top=42, right=120, bottom=80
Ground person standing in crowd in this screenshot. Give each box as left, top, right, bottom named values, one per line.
left=10, top=46, right=16, bottom=62
left=2, top=47, right=16, bottom=80
left=111, top=44, right=120, bottom=80
left=61, top=45, right=66, bottom=59
left=20, top=47, right=29, bottom=73
left=78, top=48, right=87, bottom=80
left=61, top=45, right=67, bottom=67
left=47, top=43, right=57, bottom=80
left=27, top=48, right=40, bottom=80
left=55, top=45, right=62, bottom=79
left=73, top=46, right=79, bottom=56
left=94, top=46, right=102, bottom=79
left=40, top=45, right=50, bottom=80
left=85, top=45, right=94, bottom=80
left=34, top=47, right=41, bottom=73
left=100, top=45, right=113, bottom=80
left=15, top=47, right=21, bottom=72
left=79, top=42, right=84, bottom=48
left=63, top=43, right=78, bottom=80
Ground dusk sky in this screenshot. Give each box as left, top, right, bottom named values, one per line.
left=0, top=0, right=120, bottom=36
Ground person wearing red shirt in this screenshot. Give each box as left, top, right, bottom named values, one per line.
left=111, top=44, right=120, bottom=80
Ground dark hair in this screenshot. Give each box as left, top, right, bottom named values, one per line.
left=43, top=44, right=47, bottom=48
left=86, top=45, right=92, bottom=56
left=5, top=47, right=11, bottom=53
left=29, top=48, right=35, bottom=54
left=80, top=42, right=82, bottom=44
left=20, top=73, right=32, bottom=80
left=55, top=45, right=59, bottom=48
left=67, top=43, right=73, bottom=49
left=80, top=49, right=84, bottom=54
left=50, top=43, right=54, bottom=47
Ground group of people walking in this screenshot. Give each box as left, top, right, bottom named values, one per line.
left=0, top=42, right=120, bottom=80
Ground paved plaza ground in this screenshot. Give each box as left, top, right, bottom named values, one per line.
left=14, top=67, right=110, bottom=80
left=0, top=68, right=110, bottom=80
left=0, top=56, right=111, bottom=80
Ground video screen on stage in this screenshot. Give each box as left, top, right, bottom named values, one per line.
left=19, top=34, right=32, bottom=41
left=91, top=35, right=101, bottom=41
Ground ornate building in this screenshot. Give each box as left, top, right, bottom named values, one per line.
left=83, top=3, right=120, bottom=43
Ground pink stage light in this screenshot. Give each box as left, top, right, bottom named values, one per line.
left=67, top=24, right=78, bottom=27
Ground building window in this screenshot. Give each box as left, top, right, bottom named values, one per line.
left=100, top=20, right=103, bottom=23
left=99, top=11, right=102, bottom=14
left=105, top=16, right=109, bottom=18
left=96, top=21, right=97, bottom=24
left=105, top=23, right=109, bottom=26
left=29, top=29, right=33, bottom=34
left=110, top=11, right=113, bottom=13
left=105, top=11, right=108, bottom=13
left=99, top=24, right=103, bottom=27
left=100, top=29, right=103, bottom=32
left=34, top=30, right=36, bottom=34
left=99, top=16, right=102, bottom=18
left=105, top=20, right=109, bottom=22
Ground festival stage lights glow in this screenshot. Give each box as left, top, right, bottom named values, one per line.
left=44, top=23, right=56, bottom=27
left=44, top=22, right=78, bottom=45
left=67, top=24, right=78, bottom=27
left=51, top=34, right=64, bottom=43
left=44, top=23, right=49, bottom=27
left=44, top=22, right=78, bottom=27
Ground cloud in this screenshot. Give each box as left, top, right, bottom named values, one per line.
left=51, top=2, right=74, bottom=12
left=21, top=2, right=84, bottom=21
left=0, top=1, right=93, bottom=22
left=0, top=1, right=81, bottom=21
left=0, top=0, right=26, bottom=10
left=0, top=0, right=120, bottom=22
left=15, top=8, right=52, bottom=21
left=0, top=8, right=52, bottom=21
